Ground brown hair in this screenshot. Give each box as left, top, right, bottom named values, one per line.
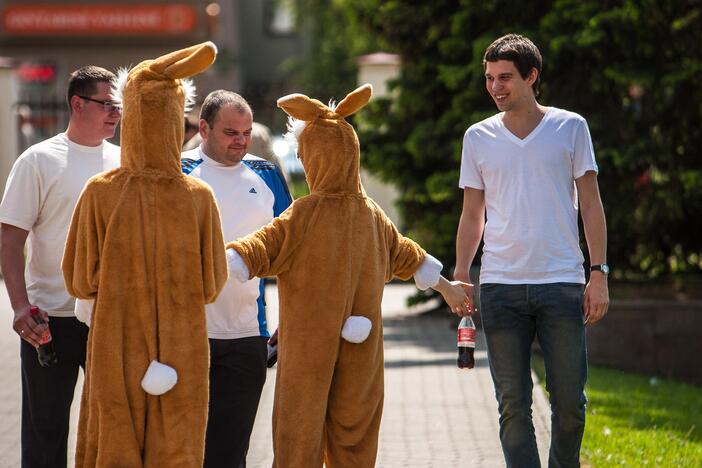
left=66, top=65, right=116, bottom=109
left=483, top=34, right=542, bottom=96
left=200, top=90, right=253, bottom=128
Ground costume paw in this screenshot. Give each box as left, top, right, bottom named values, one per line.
left=414, top=254, right=443, bottom=290
left=141, top=360, right=178, bottom=395
left=74, top=298, right=95, bottom=326
left=341, top=316, right=372, bottom=343
left=227, top=249, right=250, bottom=282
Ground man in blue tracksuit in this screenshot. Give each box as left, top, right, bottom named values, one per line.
left=182, top=90, right=292, bottom=468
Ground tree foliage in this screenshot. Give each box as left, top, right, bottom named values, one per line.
left=283, top=0, right=382, bottom=100
left=293, top=0, right=702, bottom=280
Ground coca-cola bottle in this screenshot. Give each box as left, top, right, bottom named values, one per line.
left=30, top=306, right=58, bottom=367
left=457, top=316, right=475, bottom=369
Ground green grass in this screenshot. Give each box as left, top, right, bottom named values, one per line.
left=532, top=356, right=702, bottom=467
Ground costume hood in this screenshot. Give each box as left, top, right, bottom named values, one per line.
left=278, top=84, right=372, bottom=195
left=113, top=41, right=217, bottom=175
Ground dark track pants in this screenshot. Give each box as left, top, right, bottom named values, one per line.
left=204, top=336, right=269, bottom=468
left=20, top=316, right=88, bottom=468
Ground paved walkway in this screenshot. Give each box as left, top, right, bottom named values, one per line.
left=0, top=282, right=551, bottom=467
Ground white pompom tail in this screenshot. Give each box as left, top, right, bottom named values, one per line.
left=341, top=316, right=372, bottom=343
left=141, top=360, right=178, bottom=395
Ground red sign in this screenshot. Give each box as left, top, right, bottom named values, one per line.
left=17, top=63, right=57, bottom=82
left=2, top=4, right=197, bottom=35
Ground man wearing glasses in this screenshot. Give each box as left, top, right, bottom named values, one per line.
left=0, top=65, right=120, bottom=468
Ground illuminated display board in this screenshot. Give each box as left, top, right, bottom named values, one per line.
left=1, top=4, right=197, bottom=35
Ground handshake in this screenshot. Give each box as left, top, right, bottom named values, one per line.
left=432, top=276, right=475, bottom=317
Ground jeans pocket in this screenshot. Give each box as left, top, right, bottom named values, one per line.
left=479, top=284, right=524, bottom=329
left=543, top=283, right=584, bottom=320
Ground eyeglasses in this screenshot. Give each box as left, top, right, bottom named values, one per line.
left=78, top=96, right=120, bottom=113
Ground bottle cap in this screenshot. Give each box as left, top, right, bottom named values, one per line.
left=29, top=306, right=39, bottom=315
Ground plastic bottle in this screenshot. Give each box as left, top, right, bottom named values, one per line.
left=457, top=316, right=475, bottom=369
left=30, top=306, right=58, bottom=367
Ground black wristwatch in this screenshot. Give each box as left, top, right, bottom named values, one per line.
left=590, top=264, right=610, bottom=275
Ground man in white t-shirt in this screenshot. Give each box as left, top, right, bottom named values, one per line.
left=181, top=90, right=292, bottom=468
left=455, top=34, right=609, bottom=468
left=0, top=66, right=120, bottom=468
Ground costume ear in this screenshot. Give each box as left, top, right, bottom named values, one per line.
left=150, top=41, right=218, bottom=79
left=334, top=84, right=373, bottom=117
left=277, top=93, right=326, bottom=121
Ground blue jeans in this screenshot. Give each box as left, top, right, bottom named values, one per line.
left=480, top=283, right=587, bottom=468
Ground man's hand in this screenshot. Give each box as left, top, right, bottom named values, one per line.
left=268, top=328, right=278, bottom=346
left=12, top=305, right=49, bottom=348
left=434, top=276, right=474, bottom=317
left=584, top=273, right=609, bottom=325
left=576, top=173, right=609, bottom=325
left=453, top=187, right=484, bottom=312
left=2, top=223, right=43, bottom=346
left=452, top=269, right=475, bottom=316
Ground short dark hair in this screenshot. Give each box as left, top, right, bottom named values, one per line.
left=66, top=66, right=116, bottom=110
left=483, top=34, right=542, bottom=96
left=200, top=90, right=253, bottom=128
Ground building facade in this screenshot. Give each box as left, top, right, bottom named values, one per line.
left=0, top=0, right=304, bottom=188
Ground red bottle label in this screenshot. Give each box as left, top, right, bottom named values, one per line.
left=30, top=306, right=52, bottom=345
left=457, top=327, right=475, bottom=348
left=39, top=329, right=52, bottom=345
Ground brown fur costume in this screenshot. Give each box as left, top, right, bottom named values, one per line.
left=227, top=84, right=427, bottom=467
left=62, top=42, right=227, bottom=467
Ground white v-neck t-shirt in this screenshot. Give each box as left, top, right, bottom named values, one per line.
left=459, top=106, right=598, bottom=284
left=0, top=133, right=120, bottom=315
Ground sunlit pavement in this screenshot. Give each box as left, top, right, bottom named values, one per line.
left=0, top=282, right=550, bottom=467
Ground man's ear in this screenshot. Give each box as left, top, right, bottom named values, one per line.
left=528, top=68, right=539, bottom=86
left=70, top=95, right=83, bottom=113
left=198, top=119, right=209, bottom=140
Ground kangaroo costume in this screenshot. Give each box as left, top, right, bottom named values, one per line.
left=227, top=84, right=444, bottom=467
left=62, top=42, right=227, bottom=467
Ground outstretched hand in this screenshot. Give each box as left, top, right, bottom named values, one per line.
left=433, top=277, right=474, bottom=317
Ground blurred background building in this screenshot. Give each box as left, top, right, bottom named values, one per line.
left=0, top=0, right=405, bottom=226
left=0, top=0, right=305, bottom=192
